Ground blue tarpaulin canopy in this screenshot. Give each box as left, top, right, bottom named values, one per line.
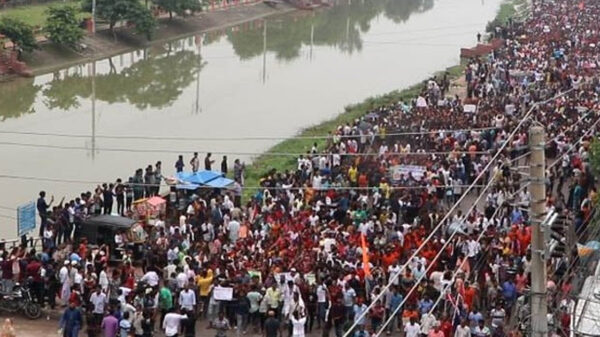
left=176, top=183, right=200, bottom=190
left=204, top=177, right=234, bottom=188
left=175, top=170, right=233, bottom=189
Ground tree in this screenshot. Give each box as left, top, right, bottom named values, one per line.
left=153, top=0, right=201, bottom=20
left=44, top=6, right=85, bottom=48
left=126, top=4, right=157, bottom=40
left=81, top=0, right=156, bottom=39
left=0, top=17, right=38, bottom=57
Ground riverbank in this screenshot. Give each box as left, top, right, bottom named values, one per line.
left=242, top=64, right=464, bottom=200
left=241, top=0, right=526, bottom=200
left=19, top=1, right=296, bottom=77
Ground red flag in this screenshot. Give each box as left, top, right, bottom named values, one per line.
left=360, top=234, right=371, bottom=276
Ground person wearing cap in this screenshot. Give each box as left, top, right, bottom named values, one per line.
left=59, top=301, right=82, bottom=337
left=59, top=260, right=72, bottom=307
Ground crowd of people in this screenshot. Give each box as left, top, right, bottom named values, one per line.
left=1, top=0, right=600, bottom=337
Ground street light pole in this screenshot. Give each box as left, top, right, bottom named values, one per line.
left=92, top=0, right=96, bottom=34
left=529, top=125, right=548, bottom=337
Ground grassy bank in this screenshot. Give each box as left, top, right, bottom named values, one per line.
left=0, top=0, right=87, bottom=27
left=486, top=0, right=528, bottom=31
left=242, top=64, right=463, bottom=200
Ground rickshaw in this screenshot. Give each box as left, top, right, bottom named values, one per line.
left=78, top=215, right=138, bottom=262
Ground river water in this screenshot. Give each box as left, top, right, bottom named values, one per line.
left=0, top=0, right=501, bottom=238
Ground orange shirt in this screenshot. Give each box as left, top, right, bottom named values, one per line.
left=464, top=286, right=476, bottom=310
left=358, top=174, right=368, bottom=187
left=382, top=252, right=399, bottom=269
left=402, top=309, right=419, bottom=321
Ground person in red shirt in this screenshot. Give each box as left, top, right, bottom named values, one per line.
left=78, top=239, right=88, bottom=261
left=26, top=257, right=43, bottom=304
left=440, top=314, right=453, bottom=337
left=463, top=282, right=477, bottom=312
left=358, top=173, right=368, bottom=188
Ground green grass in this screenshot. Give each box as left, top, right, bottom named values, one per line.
left=242, top=65, right=463, bottom=200
left=496, top=1, right=517, bottom=24
left=0, top=1, right=89, bottom=28
left=486, top=0, right=528, bottom=32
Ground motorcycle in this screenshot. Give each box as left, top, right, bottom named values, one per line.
left=0, top=279, right=42, bottom=319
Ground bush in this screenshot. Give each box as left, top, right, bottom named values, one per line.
left=44, top=6, right=85, bottom=48
left=0, top=16, right=38, bottom=58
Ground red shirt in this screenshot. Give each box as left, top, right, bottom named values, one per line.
left=26, top=261, right=42, bottom=282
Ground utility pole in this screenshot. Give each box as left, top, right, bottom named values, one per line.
left=92, top=0, right=96, bottom=34
left=262, top=19, right=267, bottom=84
left=529, top=125, right=548, bottom=337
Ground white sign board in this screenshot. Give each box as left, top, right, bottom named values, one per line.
left=463, top=104, right=477, bottom=113
left=390, top=165, right=427, bottom=182
left=213, top=287, right=233, bottom=301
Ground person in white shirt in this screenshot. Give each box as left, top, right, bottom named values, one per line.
left=59, top=261, right=71, bottom=306
left=176, top=269, right=188, bottom=289
left=291, top=311, right=307, bottom=337
left=316, top=282, right=328, bottom=327
left=154, top=216, right=165, bottom=229
left=227, top=219, right=241, bottom=242
left=90, top=286, right=107, bottom=314
left=141, top=270, right=160, bottom=287
left=388, top=262, right=402, bottom=286
left=179, top=284, right=196, bottom=311
left=90, top=286, right=107, bottom=329
left=455, top=320, right=471, bottom=337
left=467, top=237, right=481, bottom=258
left=162, top=308, right=188, bottom=337
left=98, top=268, right=109, bottom=292
left=73, top=267, right=83, bottom=287
left=404, top=317, right=421, bottom=337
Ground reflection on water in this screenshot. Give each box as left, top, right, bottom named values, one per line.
left=0, top=0, right=434, bottom=119
left=0, top=79, right=40, bottom=120
left=42, top=48, right=204, bottom=110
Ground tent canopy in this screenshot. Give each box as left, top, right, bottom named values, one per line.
left=176, top=170, right=233, bottom=189
left=82, top=215, right=136, bottom=229
left=205, top=176, right=234, bottom=188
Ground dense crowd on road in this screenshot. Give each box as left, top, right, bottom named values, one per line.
left=1, top=0, right=600, bottom=337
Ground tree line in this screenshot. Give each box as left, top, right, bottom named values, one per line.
left=0, top=0, right=205, bottom=58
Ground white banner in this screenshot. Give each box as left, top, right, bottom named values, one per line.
left=213, top=287, right=233, bottom=301
left=390, top=165, right=427, bottom=182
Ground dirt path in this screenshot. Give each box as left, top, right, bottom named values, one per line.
left=448, top=71, right=467, bottom=99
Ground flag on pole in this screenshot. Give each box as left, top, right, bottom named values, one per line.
left=361, top=234, right=371, bottom=276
